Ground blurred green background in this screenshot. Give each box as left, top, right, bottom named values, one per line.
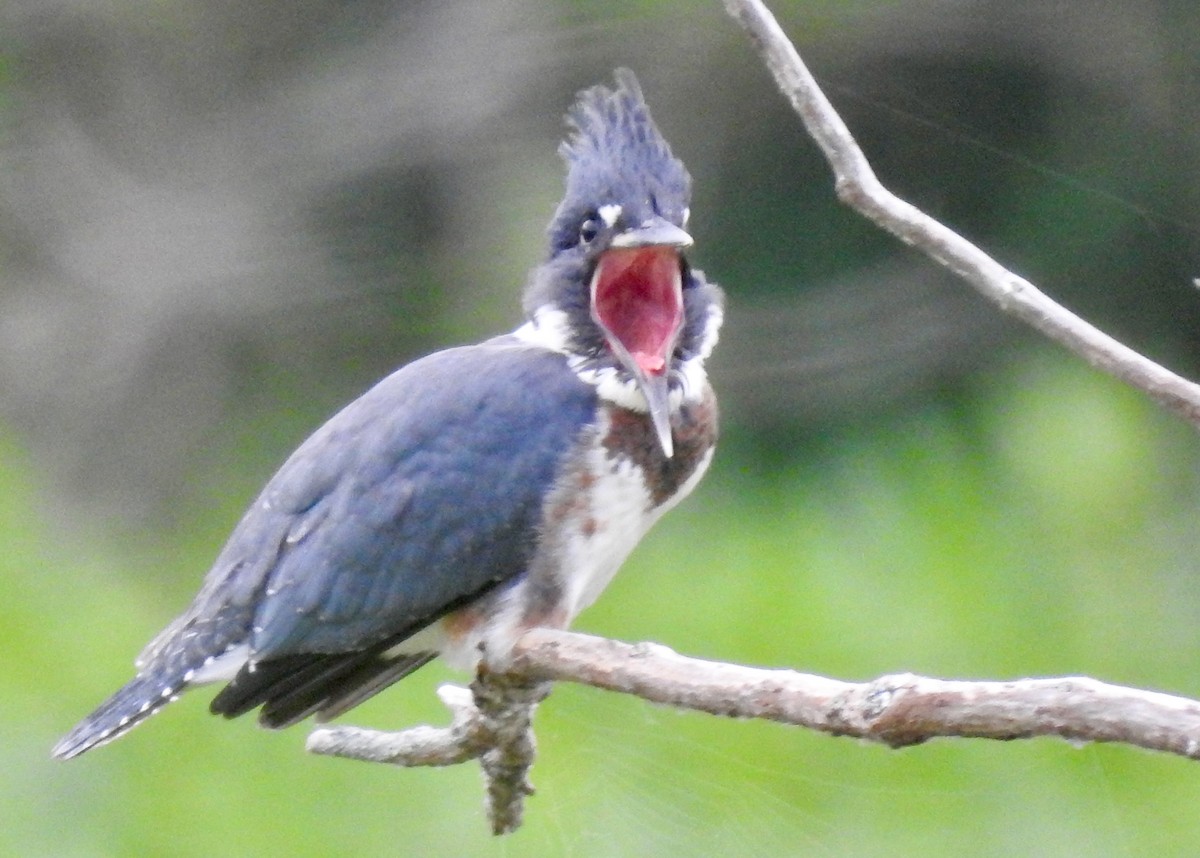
left=6, top=0, right=1200, bottom=855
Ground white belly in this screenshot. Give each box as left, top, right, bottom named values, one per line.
left=557, top=443, right=712, bottom=619
left=429, top=441, right=714, bottom=672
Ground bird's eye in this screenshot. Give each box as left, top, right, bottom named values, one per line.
left=578, top=219, right=601, bottom=245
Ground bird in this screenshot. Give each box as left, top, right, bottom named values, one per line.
left=53, top=68, right=723, bottom=760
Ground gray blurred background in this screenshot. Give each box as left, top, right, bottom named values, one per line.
left=6, top=0, right=1200, bottom=526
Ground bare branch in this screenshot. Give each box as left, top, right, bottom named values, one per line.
left=308, top=675, right=550, bottom=835
left=722, top=0, right=1200, bottom=428
left=307, top=684, right=487, bottom=766
left=308, top=628, right=1200, bottom=805
left=513, top=629, right=1200, bottom=760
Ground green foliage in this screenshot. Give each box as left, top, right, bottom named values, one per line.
left=7, top=349, right=1200, bottom=856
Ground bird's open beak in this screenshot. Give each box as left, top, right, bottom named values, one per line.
left=609, top=219, right=693, bottom=251
left=590, top=217, right=692, bottom=459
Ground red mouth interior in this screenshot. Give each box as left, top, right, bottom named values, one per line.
left=591, top=246, right=683, bottom=376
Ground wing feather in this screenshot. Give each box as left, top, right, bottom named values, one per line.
left=133, top=339, right=594, bottom=721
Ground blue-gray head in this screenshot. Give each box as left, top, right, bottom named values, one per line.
left=549, top=68, right=692, bottom=253
left=524, top=69, right=720, bottom=458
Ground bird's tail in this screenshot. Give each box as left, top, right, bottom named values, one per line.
left=52, top=672, right=184, bottom=760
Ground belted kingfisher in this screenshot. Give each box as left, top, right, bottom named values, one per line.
left=53, top=69, right=723, bottom=760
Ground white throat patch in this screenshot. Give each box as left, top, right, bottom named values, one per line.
left=512, top=306, right=572, bottom=353
left=512, top=304, right=712, bottom=413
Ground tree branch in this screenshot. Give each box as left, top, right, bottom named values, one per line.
left=722, top=0, right=1200, bottom=429
left=511, top=629, right=1200, bottom=759
left=308, top=675, right=550, bottom=835
left=309, top=627, right=1200, bottom=836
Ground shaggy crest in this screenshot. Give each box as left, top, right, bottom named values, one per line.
left=549, top=69, right=692, bottom=251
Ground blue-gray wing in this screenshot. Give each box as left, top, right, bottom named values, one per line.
left=50, top=338, right=597, bottom=754
left=140, top=338, right=596, bottom=678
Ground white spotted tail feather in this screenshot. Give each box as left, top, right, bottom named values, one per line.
left=52, top=672, right=185, bottom=759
